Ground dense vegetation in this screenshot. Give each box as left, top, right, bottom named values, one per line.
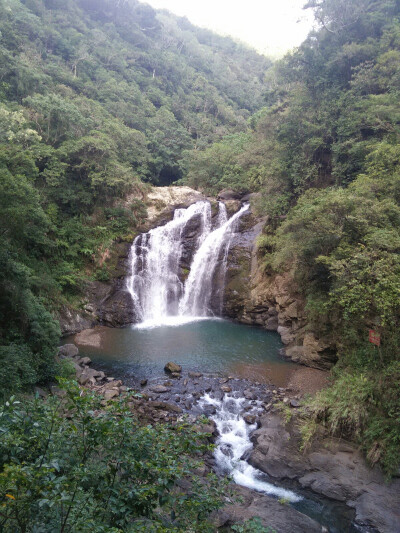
left=0, top=0, right=270, bottom=395
left=185, top=0, right=400, bottom=475
left=0, top=380, right=230, bottom=532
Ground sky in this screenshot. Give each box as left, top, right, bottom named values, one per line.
left=144, top=0, right=315, bottom=57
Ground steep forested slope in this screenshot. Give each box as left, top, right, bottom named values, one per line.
left=0, top=0, right=270, bottom=394
left=184, top=0, right=400, bottom=474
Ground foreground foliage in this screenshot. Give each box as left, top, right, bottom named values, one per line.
left=0, top=381, right=228, bottom=532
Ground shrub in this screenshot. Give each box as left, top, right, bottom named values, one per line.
left=0, top=381, right=228, bottom=532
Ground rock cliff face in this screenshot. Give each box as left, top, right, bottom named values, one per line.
left=222, top=208, right=337, bottom=370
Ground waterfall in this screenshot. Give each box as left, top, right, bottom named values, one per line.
left=126, top=200, right=249, bottom=326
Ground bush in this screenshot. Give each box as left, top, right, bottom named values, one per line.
left=0, top=381, right=228, bottom=532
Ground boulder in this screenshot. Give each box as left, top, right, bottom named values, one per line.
left=77, top=356, right=92, bottom=366
left=104, top=389, right=119, bottom=401
left=249, top=413, right=400, bottom=533
left=58, top=344, right=79, bottom=358
left=164, top=362, right=182, bottom=373
left=218, top=485, right=322, bottom=533
left=217, top=188, right=242, bottom=201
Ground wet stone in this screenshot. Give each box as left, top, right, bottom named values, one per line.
left=149, top=385, right=170, bottom=393
left=244, top=414, right=257, bottom=425
left=188, top=371, right=203, bottom=378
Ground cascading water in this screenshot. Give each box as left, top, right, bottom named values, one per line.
left=126, top=200, right=249, bottom=326
left=198, top=393, right=302, bottom=502
left=179, top=203, right=248, bottom=316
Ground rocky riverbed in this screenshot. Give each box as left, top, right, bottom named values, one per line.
left=55, top=343, right=400, bottom=533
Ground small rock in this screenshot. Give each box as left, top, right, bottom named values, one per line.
left=283, top=397, right=290, bottom=404
left=77, top=356, right=92, bottom=366
left=49, top=385, right=66, bottom=397
left=244, top=414, right=257, bottom=425
left=188, top=371, right=203, bottom=378
left=140, top=379, right=148, bottom=386
left=150, top=385, right=170, bottom=393
left=243, top=389, right=257, bottom=400
left=290, top=399, right=301, bottom=408
left=58, top=344, right=79, bottom=358
left=95, top=371, right=106, bottom=381
left=103, top=380, right=123, bottom=391
left=203, top=405, right=217, bottom=416
left=78, top=373, right=90, bottom=385
left=34, top=386, right=47, bottom=398
left=164, top=362, right=182, bottom=373
left=171, top=372, right=181, bottom=378
left=184, top=400, right=192, bottom=410
left=221, top=385, right=232, bottom=393
left=104, top=389, right=119, bottom=401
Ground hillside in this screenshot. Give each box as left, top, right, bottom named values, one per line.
left=0, top=0, right=271, bottom=393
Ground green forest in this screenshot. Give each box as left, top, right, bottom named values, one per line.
left=1, top=0, right=400, bottom=530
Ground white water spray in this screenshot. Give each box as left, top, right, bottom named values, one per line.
left=199, top=393, right=302, bottom=502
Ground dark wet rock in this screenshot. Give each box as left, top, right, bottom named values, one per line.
left=217, top=188, right=243, bottom=201
left=147, top=401, right=183, bottom=414
left=202, top=405, right=217, bottom=417
left=249, top=413, right=400, bottom=533
left=140, top=379, right=148, bottom=386
left=220, top=443, right=234, bottom=458
left=58, top=344, right=79, bottom=358
left=243, top=389, right=257, bottom=400
left=171, top=372, right=181, bottom=378
left=243, top=414, right=257, bottom=425
left=290, top=399, right=301, bottom=408
left=217, top=485, right=322, bottom=533
left=164, top=361, right=182, bottom=373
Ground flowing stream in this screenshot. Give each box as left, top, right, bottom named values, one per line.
left=199, top=393, right=302, bottom=502
left=126, top=200, right=249, bottom=326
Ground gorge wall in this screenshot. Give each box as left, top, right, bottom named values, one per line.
left=57, top=186, right=337, bottom=370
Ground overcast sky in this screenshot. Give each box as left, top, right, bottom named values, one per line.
left=144, top=0, right=315, bottom=56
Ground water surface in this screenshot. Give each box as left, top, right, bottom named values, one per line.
left=67, top=318, right=297, bottom=385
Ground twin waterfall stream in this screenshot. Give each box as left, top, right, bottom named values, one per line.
left=124, top=200, right=301, bottom=504
left=126, top=200, right=248, bottom=326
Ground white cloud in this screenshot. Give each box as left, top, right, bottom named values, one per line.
left=144, top=0, right=315, bottom=56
